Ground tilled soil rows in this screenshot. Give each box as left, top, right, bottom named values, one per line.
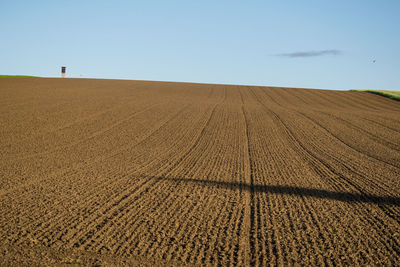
left=0, top=78, right=399, bottom=265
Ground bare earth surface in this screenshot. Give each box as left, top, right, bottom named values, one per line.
left=0, top=78, right=399, bottom=266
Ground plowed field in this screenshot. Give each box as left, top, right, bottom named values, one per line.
left=1, top=78, right=399, bottom=266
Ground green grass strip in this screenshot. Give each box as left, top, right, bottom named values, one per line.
left=350, top=89, right=400, bottom=101
left=0, top=75, right=37, bottom=78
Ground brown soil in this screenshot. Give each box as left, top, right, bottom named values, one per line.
left=1, top=78, right=399, bottom=266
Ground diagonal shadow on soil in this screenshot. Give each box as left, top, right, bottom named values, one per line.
left=151, top=176, right=400, bottom=206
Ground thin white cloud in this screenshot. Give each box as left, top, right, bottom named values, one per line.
left=278, top=50, right=342, bottom=58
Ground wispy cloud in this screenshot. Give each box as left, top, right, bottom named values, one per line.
left=277, top=49, right=342, bottom=58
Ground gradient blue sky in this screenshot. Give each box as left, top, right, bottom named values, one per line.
left=1, top=0, right=399, bottom=90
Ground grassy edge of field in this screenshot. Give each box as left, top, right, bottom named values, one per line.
left=0, top=75, right=38, bottom=78
left=350, top=89, right=400, bottom=101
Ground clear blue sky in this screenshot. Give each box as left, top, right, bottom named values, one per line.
left=1, top=0, right=399, bottom=90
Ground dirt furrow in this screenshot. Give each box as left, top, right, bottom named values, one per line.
left=1, top=78, right=399, bottom=265
left=244, top=86, right=400, bottom=264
